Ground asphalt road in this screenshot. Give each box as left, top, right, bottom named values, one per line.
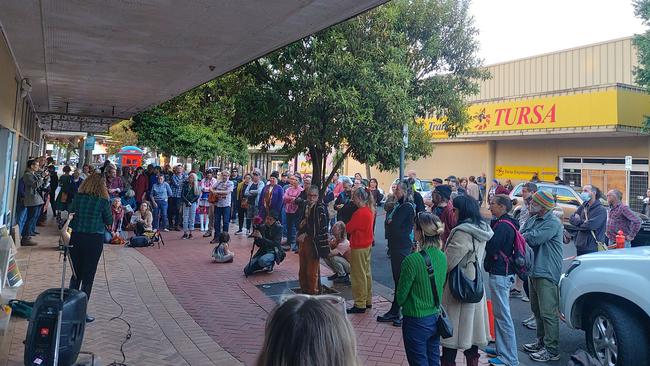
left=371, top=208, right=584, bottom=366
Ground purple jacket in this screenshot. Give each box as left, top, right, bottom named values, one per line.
left=258, top=184, right=284, bottom=218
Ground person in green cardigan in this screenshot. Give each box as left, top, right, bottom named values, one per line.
left=397, top=212, right=447, bottom=366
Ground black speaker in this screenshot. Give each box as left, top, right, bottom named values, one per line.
left=24, top=288, right=88, bottom=366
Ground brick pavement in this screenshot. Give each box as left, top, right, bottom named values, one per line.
left=1, top=221, right=240, bottom=366
left=140, top=223, right=490, bottom=366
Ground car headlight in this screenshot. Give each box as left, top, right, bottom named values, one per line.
left=565, top=259, right=581, bottom=276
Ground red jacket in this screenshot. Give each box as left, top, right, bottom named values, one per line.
left=439, top=202, right=458, bottom=244
left=346, top=206, right=374, bottom=249
left=132, top=174, right=149, bottom=203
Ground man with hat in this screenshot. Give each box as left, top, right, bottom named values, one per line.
left=431, top=184, right=457, bottom=243
left=258, top=171, right=284, bottom=220
left=520, top=191, right=563, bottom=363
left=244, top=209, right=283, bottom=276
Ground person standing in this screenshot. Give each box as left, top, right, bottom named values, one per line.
left=520, top=191, right=563, bottom=362
left=56, top=165, right=74, bottom=214
left=67, top=173, right=113, bottom=323
left=334, top=179, right=353, bottom=222
left=345, top=188, right=375, bottom=314
left=606, top=189, right=641, bottom=248
left=466, top=176, right=480, bottom=203
left=283, top=175, right=304, bottom=252
left=229, top=168, right=242, bottom=224
left=570, top=185, right=607, bottom=256
left=297, top=186, right=328, bottom=295
left=21, top=159, right=45, bottom=246
left=244, top=169, right=264, bottom=234
left=235, top=173, right=252, bottom=235
left=105, top=165, right=124, bottom=201
left=169, top=165, right=187, bottom=231
left=199, top=171, right=217, bottom=236
left=47, top=162, right=59, bottom=218
left=210, top=169, right=235, bottom=244
left=397, top=212, right=446, bottom=366
left=378, top=180, right=415, bottom=326
left=181, top=173, right=200, bottom=239
left=476, top=173, right=487, bottom=206
left=484, top=195, right=520, bottom=366
left=258, top=171, right=284, bottom=220
left=432, top=185, right=457, bottom=243
left=150, top=174, right=172, bottom=231
left=131, top=167, right=149, bottom=209
left=441, top=195, right=493, bottom=366
left=517, top=183, right=537, bottom=227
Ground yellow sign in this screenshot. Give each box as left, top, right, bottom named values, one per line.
left=494, top=165, right=558, bottom=181
left=421, top=88, right=649, bottom=139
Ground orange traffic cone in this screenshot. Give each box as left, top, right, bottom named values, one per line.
left=487, top=299, right=495, bottom=341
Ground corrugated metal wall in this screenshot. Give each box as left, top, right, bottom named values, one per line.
left=471, top=37, right=638, bottom=101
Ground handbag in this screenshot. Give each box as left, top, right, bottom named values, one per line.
left=448, top=236, right=484, bottom=303
left=208, top=192, right=219, bottom=204
left=419, top=250, right=453, bottom=339
left=240, top=199, right=250, bottom=210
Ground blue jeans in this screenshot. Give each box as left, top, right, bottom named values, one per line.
left=153, top=200, right=168, bottom=230
left=281, top=206, right=287, bottom=237
left=23, top=204, right=42, bottom=236
left=182, top=202, right=197, bottom=233
left=285, top=212, right=299, bottom=251
left=489, top=274, right=519, bottom=366
left=16, top=202, right=27, bottom=235
left=244, top=253, right=275, bottom=275
left=213, top=206, right=231, bottom=239
left=402, top=314, right=441, bottom=366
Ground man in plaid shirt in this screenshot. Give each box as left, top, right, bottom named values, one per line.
left=168, top=165, right=187, bottom=231
left=606, top=189, right=641, bottom=248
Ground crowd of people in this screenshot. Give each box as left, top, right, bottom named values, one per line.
left=14, top=156, right=645, bottom=365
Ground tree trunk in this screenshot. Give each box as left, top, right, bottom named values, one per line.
left=365, top=164, right=372, bottom=180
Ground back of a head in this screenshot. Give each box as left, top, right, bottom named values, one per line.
left=452, top=195, right=482, bottom=226
left=257, top=296, right=358, bottom=366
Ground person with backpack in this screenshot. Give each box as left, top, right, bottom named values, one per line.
left=484, top=195, right=521, bottom=366
left=520, top=191, right=563, bottom=363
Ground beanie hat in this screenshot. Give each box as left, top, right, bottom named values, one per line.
left=434, top=185, right=452, bottom=200
left=270, top=171, right=280, bottom=179
left=532, top=191, right=555, bottom=210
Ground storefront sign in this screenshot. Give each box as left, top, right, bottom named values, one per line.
left=494, top=165, right=557, bottom=181
left=422, top=88, right=648, bottom=139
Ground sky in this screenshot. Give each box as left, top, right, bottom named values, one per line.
left=470, top=0, right=648, bottom=65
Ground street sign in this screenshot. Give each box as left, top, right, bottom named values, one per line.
left=84, top=136, right=96, bottom=150
left=625, top=155, right=632, bottom=170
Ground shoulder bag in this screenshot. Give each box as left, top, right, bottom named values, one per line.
left=448, top=235, right=484, bottom=303
left=419, top=250, right=453, bottom=338
left=583, top=206, right=608, bottom=252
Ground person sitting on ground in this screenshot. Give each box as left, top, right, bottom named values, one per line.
left=108, top=199, right=125, bottom=242
left=212, top=232, right=234, bottom=263
left=244, top=210, right=283, bottom=276
left=256, top=294, right=359, bottom=366
left=323, top=221, right=351, bottom=284
left=130, top=201, right=153, bottom=236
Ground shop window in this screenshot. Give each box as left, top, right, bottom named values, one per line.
left=562, top=169, right=581, bottom=187
left=629, top=171, right=648, bottom=213
left=0, top=128, right=15, bottom=228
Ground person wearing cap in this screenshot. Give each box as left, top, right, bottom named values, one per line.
left=519, top=190, right=563, bottom=363
left=258, top=171, right=284, bottom=220
left=244, top=210, right=283, bottom=276
left=432, top=178, right=443, bottom=188
left=431, top=185, right=457, bottom=243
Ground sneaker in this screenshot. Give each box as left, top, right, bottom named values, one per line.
left=524, top=318, right=537, bottom=330
left=327, top=273, right=339, bottom=281
left=530, top=348, right=560, bottom=362
left=523, top=314, right=536, bottom=325
left=523, top=339, right=544, bottom=353
left=510, top=289, right=523, bottom=298
left=488, top=357, right=506, bottom=365
left=203, top=231, right=212, bottom=238
left=484, top=347, right=497, bottom=357
left=163, top=228, right=169, bottom=232
left=181, top=233, right=188, bottom=240
left=235, top=230, right=243, bottom=235
left=522, top=295, right=530, bottom=302
left=264, top=266, right=274, bottom=273
left=173, top=227, right=181, bottom=232
left=333, top=274, right=351, bottom=284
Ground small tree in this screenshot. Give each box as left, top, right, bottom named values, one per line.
left=107, top=119, right=139, bottom=156
left=221, top=0, right=486, bottom=192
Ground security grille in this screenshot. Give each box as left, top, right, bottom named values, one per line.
left=630, top=171, right=648, bottom=213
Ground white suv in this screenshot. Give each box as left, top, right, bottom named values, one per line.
left=559, top=247, right=650, bottom=366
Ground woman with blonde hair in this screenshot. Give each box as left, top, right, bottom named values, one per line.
left=397, top=212, right=447, bottom=366
left=256, top=295, right=359, bottom=366
left=181, top=173, right=201, bottom=239
left=67, top=172, right=112, bottom=323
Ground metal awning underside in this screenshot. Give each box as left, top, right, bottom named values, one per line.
left=0, top=0, right=387, bottom=124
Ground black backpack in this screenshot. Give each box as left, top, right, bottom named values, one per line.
left=127, top=236, right=152, bottom=248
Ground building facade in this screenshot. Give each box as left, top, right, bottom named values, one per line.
left=347, top=37, right=650, bottom=211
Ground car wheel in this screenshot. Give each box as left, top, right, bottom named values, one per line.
left=586, top=303, right=650, bottom=366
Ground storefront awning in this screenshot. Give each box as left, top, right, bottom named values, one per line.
left=0, top=0, right=387, bottom=123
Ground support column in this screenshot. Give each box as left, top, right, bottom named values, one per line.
left=485, top=140, right=496, bottom=207
left=78, top=137, right=86, bottom=168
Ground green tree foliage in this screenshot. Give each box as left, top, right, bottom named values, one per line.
left=131, top=79, right=248, bottom=163
left=634, top=0, right=650, bottom=130
left=107, top=119, right=139, bottom=156
left=221, top=0, right=486, bottom=189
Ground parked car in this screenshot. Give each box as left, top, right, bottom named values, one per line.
left=389, top=178, right=433, bottom=195
left=510, top=182, right=581, bottom=226
left=632, top=212, right=650, bottom=247
left=559, top=247, right=650, bottom=366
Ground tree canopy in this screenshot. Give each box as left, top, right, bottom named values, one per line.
left=634, top=0, right=650, bottom=130
left=131, top=79, right=248, bottom=164
left=219, top=0, right=486, bottom=189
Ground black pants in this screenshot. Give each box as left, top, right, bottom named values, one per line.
left=442, top=346, right=479, bottom=364
left=168, top=197, right=182, bottom=228
left=388, top=247, right=408, bottom=315
left=237, top=206, right=247, bottom=229
left=68, top=232, right=103, bottom=300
